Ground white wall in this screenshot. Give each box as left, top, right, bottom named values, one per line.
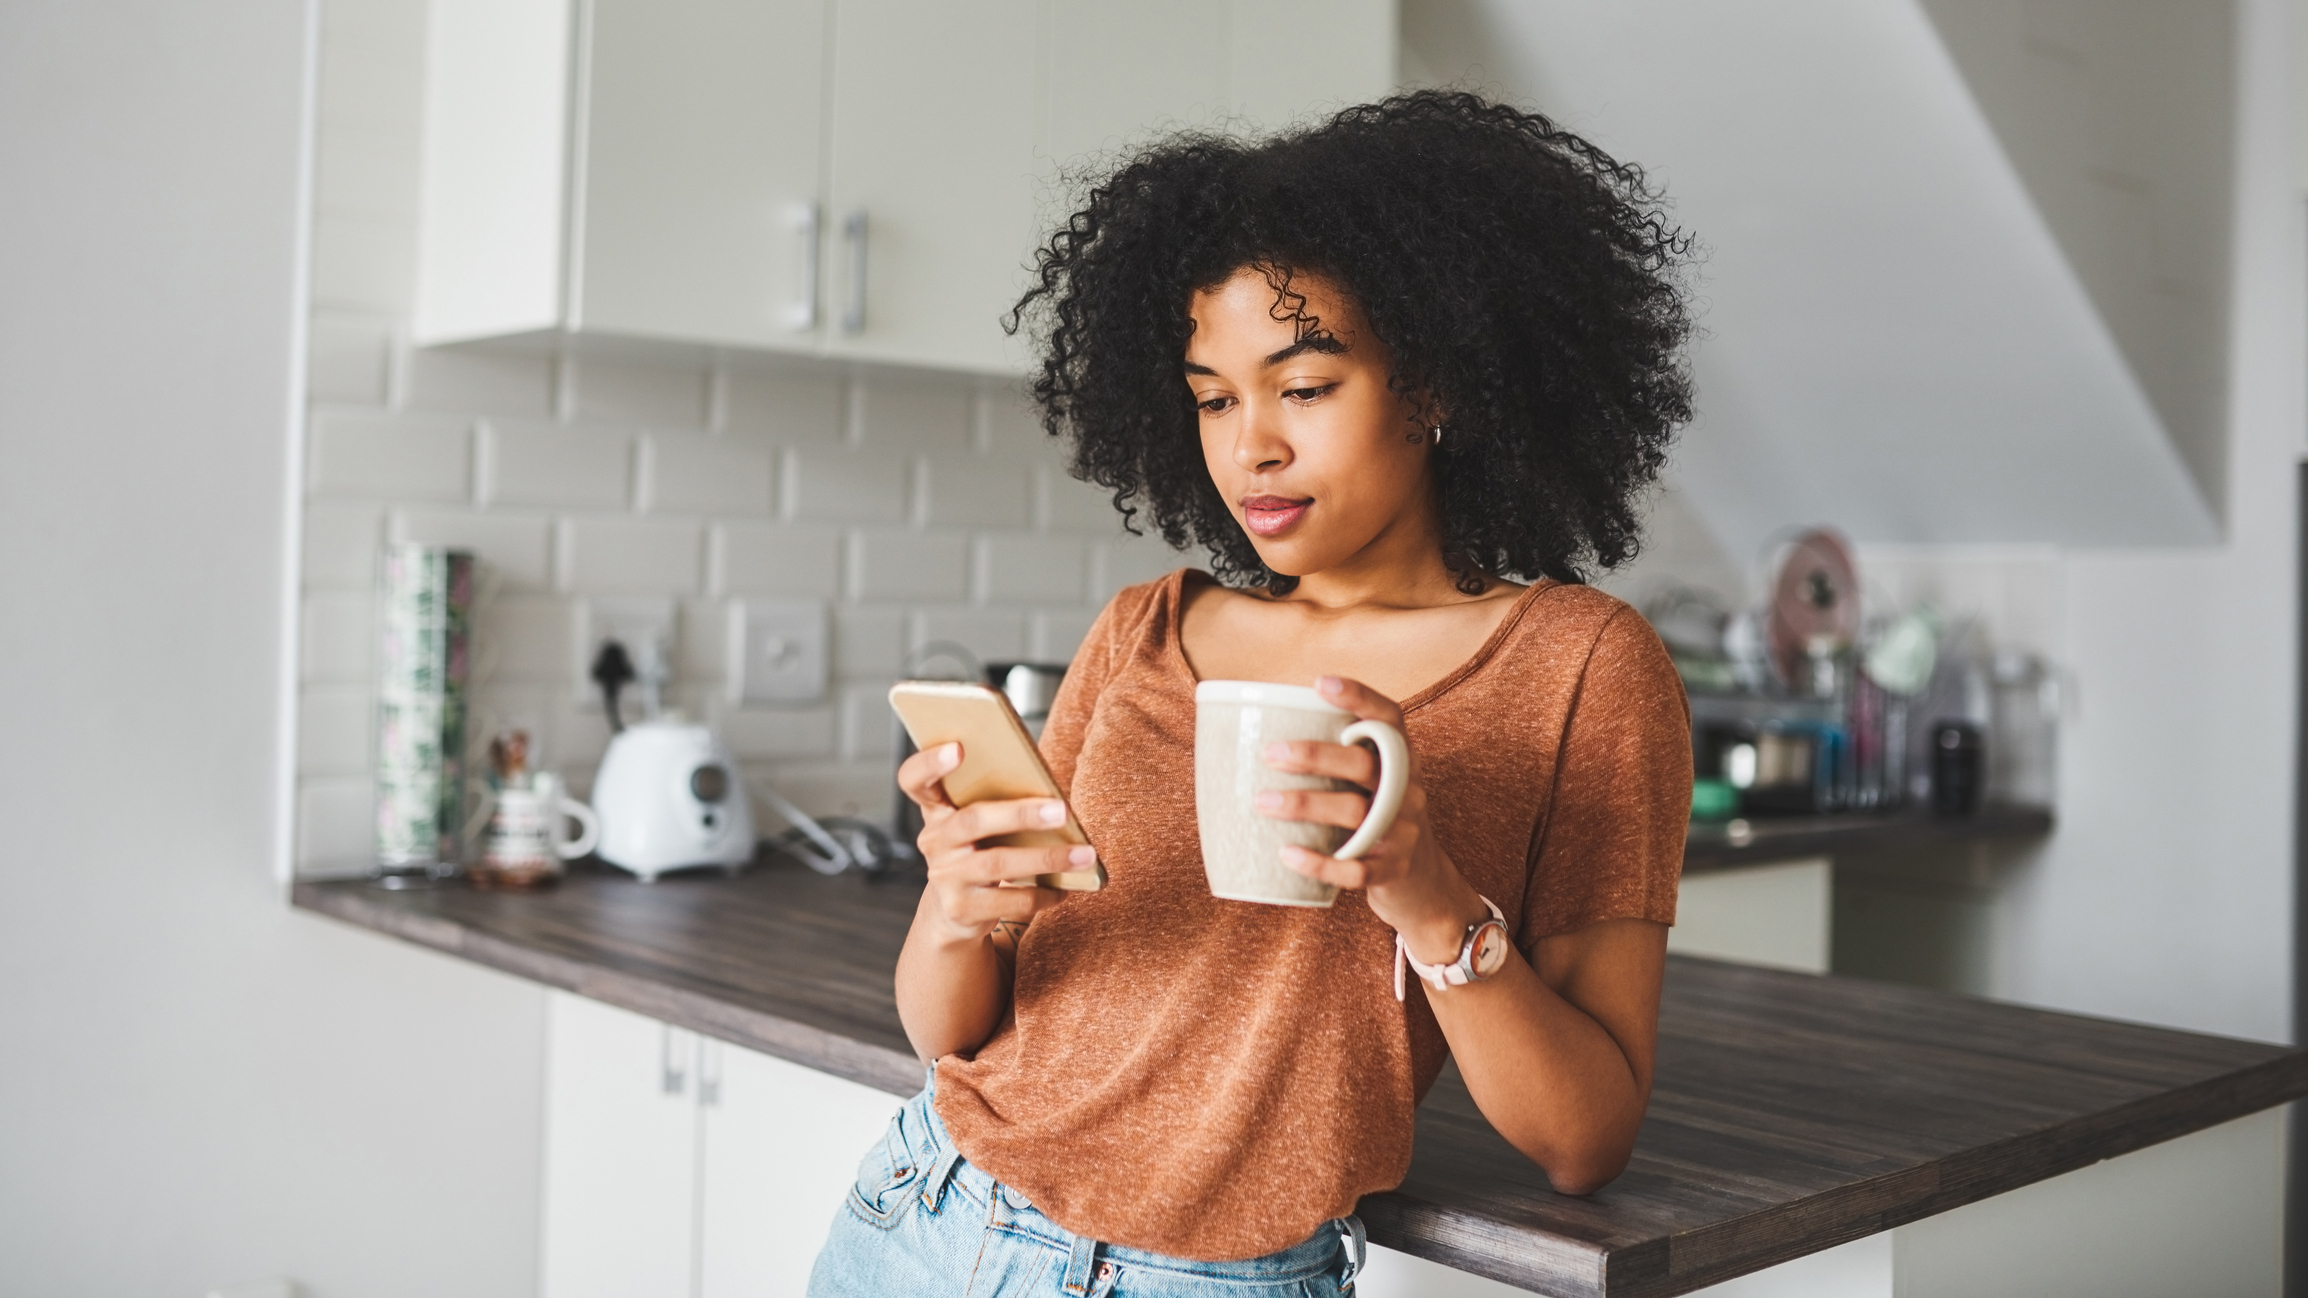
left=1406, top=0, right=2301, bottom=1043
left=0, top=2, right=547, bottom=1294
left=1983, top=0, right=2300, bottom=1041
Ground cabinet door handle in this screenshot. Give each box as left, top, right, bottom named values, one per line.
left=660, top=1025, right=689, bottom=1096
left=789, top=202, right=821, bottom=332
left=697, top=1039, right=723, bottom=1108
left=840, top=208, right=868, bottom=335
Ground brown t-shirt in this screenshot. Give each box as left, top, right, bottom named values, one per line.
left=934, top=571, right=1690, bottom=1260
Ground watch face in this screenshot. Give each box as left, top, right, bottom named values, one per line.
left=1471, top=922, right=1511, bottom=978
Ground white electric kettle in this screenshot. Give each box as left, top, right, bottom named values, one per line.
left=591, top=718, right=756, bottom=881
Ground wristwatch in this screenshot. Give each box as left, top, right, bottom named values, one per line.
left=1393, top=897, right=1510, bottom=1001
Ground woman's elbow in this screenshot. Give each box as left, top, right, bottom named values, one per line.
left=1527, top=1134, right=1636, bottom=1198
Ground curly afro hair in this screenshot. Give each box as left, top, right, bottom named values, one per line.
left=1009, top=89, right=1697, bottom=594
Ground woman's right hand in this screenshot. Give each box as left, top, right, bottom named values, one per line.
left=899, top=741, right=1090, bottom=946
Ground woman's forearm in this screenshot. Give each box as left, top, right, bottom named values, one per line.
left=893, top=886, right=1014, bottom=1062
left=1429, top=954, right=1649, bottom=1192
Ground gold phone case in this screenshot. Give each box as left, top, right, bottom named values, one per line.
left=887, top=680, right=1106, bottom=890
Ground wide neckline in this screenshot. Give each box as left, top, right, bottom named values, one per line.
left=1161, top=570, right=1559, bottom=716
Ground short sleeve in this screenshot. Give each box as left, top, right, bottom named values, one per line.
left=1037, top=578, right=1168, bottom=796
left=1520, top=606, right=1691, bottom=949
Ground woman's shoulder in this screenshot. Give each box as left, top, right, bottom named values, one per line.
left=1485, top=581, right=1680, bottom=697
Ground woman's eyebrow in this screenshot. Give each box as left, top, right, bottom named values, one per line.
left=1263, top=334, right=1347, bottom=366
left=1184, top=360, right=1218, bottom=375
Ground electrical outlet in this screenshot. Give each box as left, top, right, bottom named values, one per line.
left=583, top=597, right=677, bottom=707
left=739, top=599, right=828, bottom=704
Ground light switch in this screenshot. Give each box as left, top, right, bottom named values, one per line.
left=740, top=599, right=828, bottom=704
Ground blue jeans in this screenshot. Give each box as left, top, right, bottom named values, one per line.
left=808, top=1076, right=1367, bottom=1297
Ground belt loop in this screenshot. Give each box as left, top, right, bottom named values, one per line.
left=1061, top=1231, right=1099, bottom=1295
left=920, top=1142, right=964, bottom=1212
left=1337, top=1215, right=1368, bottom=1291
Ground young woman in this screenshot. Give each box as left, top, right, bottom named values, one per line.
left=810, top=91, right=1696, bottom=1297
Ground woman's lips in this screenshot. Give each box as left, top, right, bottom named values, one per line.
left=1241, top=495, right=1311, bottom=536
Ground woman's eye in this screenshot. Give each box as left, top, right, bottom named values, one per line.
left=1283, top=384, right=1337, bottom=404
left=1197, top=395, right=1235, bottom=414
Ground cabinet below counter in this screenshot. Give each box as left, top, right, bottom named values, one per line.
left=295, top=851, right=2300, bottom=1297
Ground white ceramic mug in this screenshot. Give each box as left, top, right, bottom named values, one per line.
left=1193, top=681, right=1411, bottom=907
left=473, top=772, right=600, bottom=873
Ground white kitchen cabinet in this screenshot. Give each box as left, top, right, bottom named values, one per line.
left=820, top=0, right=1039, bottom=375
left=415, top=0, right=1396, bottom=374
left=697, top=1040, right=911, bottom=1297
left=575, top=0, right=830, bottom=349
left=539, top=992, right=904, bottom=1298
left=540, top=995, right=703, bottom=1298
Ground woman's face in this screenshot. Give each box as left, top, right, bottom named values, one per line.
left=1184, top=268, right=1434, bottom=581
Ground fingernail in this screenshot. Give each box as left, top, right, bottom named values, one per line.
left=935, top=743, right=961, bottom=771
left=1278, top=845, right=1310, bottom=871
left=1263, top=742, right=1291, bottom=763
left=1254, top=790, right=1282, bottom=812
left=1039, top=801, right=1067, bottom=827
left=1068, top=846, right=1096, bottom=867
left=1317, top=675, right=1343, bottom=694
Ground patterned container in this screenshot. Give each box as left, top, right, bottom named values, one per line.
left=373, top=544, right=474, bottom=870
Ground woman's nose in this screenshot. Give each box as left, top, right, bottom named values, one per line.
left=1231, top=399, right=1291, bottom=473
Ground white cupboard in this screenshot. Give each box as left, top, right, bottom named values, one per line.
left=540, top=992, right=904, bottom=1298
left=414, top=0, right=1397, bottom=374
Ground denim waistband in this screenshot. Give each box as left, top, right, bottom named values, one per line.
left=896, top=1069, right=1365, bottom=1286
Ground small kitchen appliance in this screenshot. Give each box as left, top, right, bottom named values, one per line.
left=591, top=718, right=756, bottom=881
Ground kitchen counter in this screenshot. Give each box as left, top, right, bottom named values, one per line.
left=295, top=858, right=2302, bottom=1297
left=1679, top=801, right=2051, bottom=872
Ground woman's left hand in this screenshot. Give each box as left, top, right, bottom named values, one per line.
left=1258, top=675, right=1491, bottom=962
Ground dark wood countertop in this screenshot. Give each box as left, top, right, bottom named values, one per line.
left=294, top=859, right=2299, bottom=1298
left=1681, top=802, right=2052, bottom=872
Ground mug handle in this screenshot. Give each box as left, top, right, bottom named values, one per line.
left=556, top=798, right=601, bottom=860
left=1332, top=720, right=1410, bottom=862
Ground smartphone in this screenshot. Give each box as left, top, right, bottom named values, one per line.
left=886, top=680, right=1105, bottom=890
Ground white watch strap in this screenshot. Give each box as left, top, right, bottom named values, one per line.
left=1393, top=896, right=1506, bottom=1001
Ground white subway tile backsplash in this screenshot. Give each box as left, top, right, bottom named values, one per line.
left=678, top=598, right=739, bottom=683
left=303, top=503, right=383, bottom=589
left=979, top=533, right=1085, bottom=603
left=725, top=369, right=841, bottom=441
left=840, top=683, right=899, bottom=759
left=307, top=314, right=392, bottom=404
left=475, top=595, right=581, bottom=684
left=784, top=447, right=909, bottom=523
left=391, top=509, right=555, bottom=590
left=295, top=776, right=374, bottom=872
left=315, top=0, right=425, bottom=132
left=405, top=347, right=555, bottom=420
left=310, top=409, right=471, bottom=500
left=977, top=387, right=1047, bottom=455
left=853, top=531, right=969, bottom=601
left=1031, top=609, right=1099, bottom=662
left=911, top=608, right=1027, bottom=663
left=833, top=606, right=908, bottom=679
left=301, top=591, right=373, bottom=683
left=852, top=379, right=970, bottom=451
left=1094, top=534, right=1186, bottom=600
left=309, top=215, right=414, bottom=315
left=920, top=457, right=1032, bottom=528
left=718, top=523, right=843, bottom=598
left=1039, top=464, right=1122, bottom=534
left=298, top=684, right=372, bottom=776
left=720, top=705, right=838, bottom=760
left=746, top=760, right=897, bottom=821
left=647, top=433, right=775, bottom=516
left=568, top=358, right=707, bottom=427
left=487, top=421, right=632, bottom=509
left=564, top=518, right=705, bottom=594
